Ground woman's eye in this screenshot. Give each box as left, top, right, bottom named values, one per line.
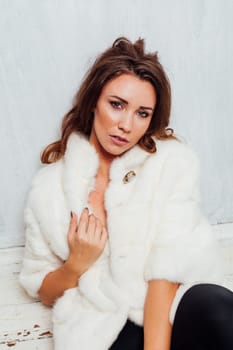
left=110, top=101, right=122, bottom=109
left=138, top=110, right=149, bottom=118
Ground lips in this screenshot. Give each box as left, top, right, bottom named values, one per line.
left=110, top=135, right=129, bottom=142
left=109, top=135, right=129, bottom=147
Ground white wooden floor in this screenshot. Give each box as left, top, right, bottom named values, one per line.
left=0, top=247, right=53, bottom=349
left=0, top=223, right=233, bottom=349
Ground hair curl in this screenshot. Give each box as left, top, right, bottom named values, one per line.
left=41, top=36, right=179, bottom=164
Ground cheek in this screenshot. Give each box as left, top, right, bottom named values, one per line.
left=135, top=119, right=151, bottom=137
left=95, top=105, right=116, bottom=126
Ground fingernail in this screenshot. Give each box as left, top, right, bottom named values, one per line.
left=70, top=211, right=73, bottom=218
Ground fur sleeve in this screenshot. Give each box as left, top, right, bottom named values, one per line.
left=19, top=205, right=62, bottom=298
left=144, top=145, right=223, bottom=284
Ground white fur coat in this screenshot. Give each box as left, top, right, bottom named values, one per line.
left=19, top=131, right=224, bottom=350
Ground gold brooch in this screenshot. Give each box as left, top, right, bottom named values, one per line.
left=123, top=170, right=136, bottom=184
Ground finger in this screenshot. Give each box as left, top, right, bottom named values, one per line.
left=100, top=227, right=108, bottom=244
left=68, top=211, right=78, bottom=241
left=77, top=207, right=89, bottom=237
left=93, top=218, right=102, bottom=241
left=69, top=211, right=78, bottom=230
left=86, top=214, right=96, bottom=240
left=72, top=211, right=79, bottom=232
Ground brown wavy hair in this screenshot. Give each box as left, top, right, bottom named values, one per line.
left=41, top=36, right=179, bottom=164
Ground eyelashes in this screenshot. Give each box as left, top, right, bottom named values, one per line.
left=109, top=100, right=150, bottom=118
left=110, top=101, right=122, bottom=109
left=138, top=110, right=150, bottom=118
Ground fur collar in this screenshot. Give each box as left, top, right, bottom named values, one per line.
left=63, top=131, right=151, bottom=215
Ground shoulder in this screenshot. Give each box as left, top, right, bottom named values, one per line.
left=151, top=136, right=200, bottom=169
left=29, top=159, right=63, bottom=191
left=155, top=136, right=198, bottom=158
left=26, top=159, right=63, bottom=211
left=142, top=137, right=201, bottom=186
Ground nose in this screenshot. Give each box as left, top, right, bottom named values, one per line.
left=118, top=111, right=133, bottom=133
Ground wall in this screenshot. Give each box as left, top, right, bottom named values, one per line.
left=0, top=0, right=232, bottom=247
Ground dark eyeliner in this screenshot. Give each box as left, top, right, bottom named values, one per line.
left=139, top=110, right=149, bottom=118
left=110, top=100, right=122, bottom=109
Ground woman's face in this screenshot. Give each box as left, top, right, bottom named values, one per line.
left=89, top=73, right=156, bottom=157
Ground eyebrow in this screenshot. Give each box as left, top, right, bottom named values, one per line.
left=109, top=95, right=154, bottom=111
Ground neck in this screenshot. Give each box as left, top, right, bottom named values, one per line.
left=89, top=133, right=115, bottom=179
left=97, top=153, right=113, bottom=179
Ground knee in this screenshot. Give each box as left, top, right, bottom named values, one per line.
left=178, top=283, right=233, bottom=321
left=172, top=284, right=233, bottom=350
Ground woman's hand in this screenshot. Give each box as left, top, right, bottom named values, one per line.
left=38, top=208, right=108, bottom=306
left=65, top=208, right=108, bottom=276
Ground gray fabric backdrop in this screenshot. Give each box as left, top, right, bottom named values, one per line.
left=0, top=0, right=232, bottom=247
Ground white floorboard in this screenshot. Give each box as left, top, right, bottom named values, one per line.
left=0, top=247, right=53, bottom=349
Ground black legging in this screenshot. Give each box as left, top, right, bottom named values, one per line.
left=109, top=284, right=233, bottom=350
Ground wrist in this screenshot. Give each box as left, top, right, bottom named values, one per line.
left=63, top=258, right=85, bottom=279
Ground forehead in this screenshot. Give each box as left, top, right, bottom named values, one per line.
left=100, top=73, right=156, bottom=106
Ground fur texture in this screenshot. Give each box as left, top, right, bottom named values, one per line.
left=19, top=131, right=224, bottom=349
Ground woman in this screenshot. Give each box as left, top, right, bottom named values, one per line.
left=19, top=37, right=233, bottom=350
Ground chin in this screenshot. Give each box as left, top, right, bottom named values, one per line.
left=113, top=145, right=134, bottom=156
left=106, top=148, right=126, bottom=156
left=103, top=143, right=131, bottom=157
